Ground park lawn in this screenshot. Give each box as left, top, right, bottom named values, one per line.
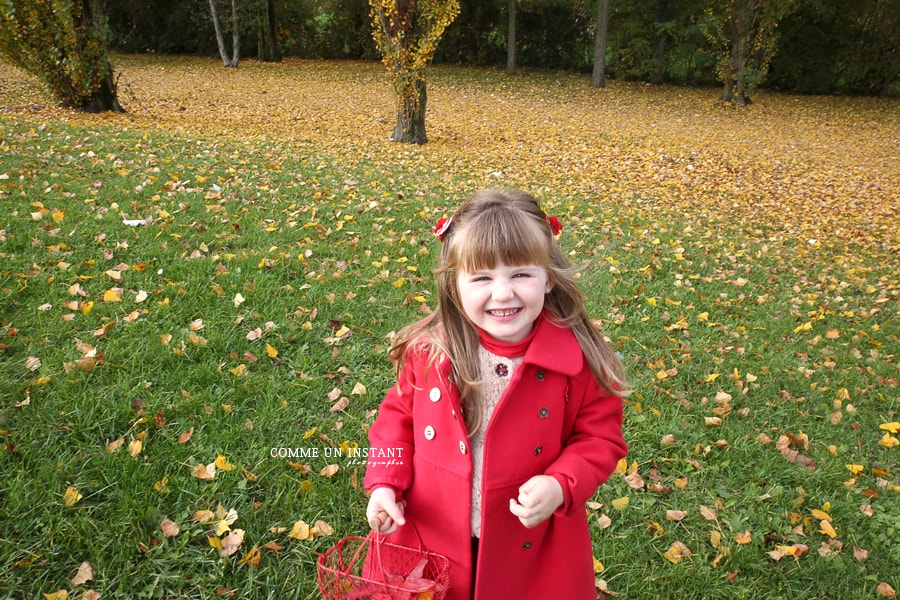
left=0, top=56, right=898, bottom=599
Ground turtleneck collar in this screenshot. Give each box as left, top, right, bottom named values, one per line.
left=476, top=313, right=542, bottom=358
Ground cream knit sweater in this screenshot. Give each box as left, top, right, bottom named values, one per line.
left=470, top=345, right=525, bottom=538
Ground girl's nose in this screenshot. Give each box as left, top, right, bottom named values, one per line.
left=491, top=280, right=514, bottom=301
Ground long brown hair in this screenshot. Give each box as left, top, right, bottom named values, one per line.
left=389, top=189, right=627, bottom=435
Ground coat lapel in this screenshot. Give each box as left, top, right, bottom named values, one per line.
left=521, top=313, right=584, bottom=376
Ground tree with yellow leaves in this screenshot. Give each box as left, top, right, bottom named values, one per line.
left=0, top=0, right=123, bottom=112
left=369, top=0, right=460, bottom=144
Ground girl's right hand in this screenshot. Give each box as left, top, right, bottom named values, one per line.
left=366, top=487, right=407, bottom=534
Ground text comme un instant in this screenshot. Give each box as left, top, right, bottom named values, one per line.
left=269, top=446, right=404, bottom=460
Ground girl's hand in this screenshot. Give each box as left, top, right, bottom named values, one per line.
left=509, top=475, right=563, bottom=528
left=366, top=486, right=407, bottom=534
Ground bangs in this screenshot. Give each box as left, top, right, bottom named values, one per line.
left=451, top=206, right=550, bottom=272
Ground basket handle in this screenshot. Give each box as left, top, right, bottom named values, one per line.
left=367, top=519, right=427, bottom=580
left=370, top=517, right=425, bottom=549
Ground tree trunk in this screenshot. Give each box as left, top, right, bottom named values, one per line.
left=85, top=71, right=125, bottom=113
left=722, top=28, right=742, bottom=102
left=392, top=77, right=427, bottom=144
left=651, top=36, right=666, bottom=84
left=230, top=0, right=240, bottom=67
left=264, top=0, right=281, bottom=62
left=651, top=0, right=670, bottom=84
left=209, top=0, right=231, bottom=67
left=80, top=0, right=124, bottom=112
left=591, top=0, right=610, bottom=87
left=507, top=0, right=516, bottom=75
left=722, top=0, right=757, bottom=105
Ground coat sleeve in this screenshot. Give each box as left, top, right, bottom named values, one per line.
left=363, top=356, right=420, bottom=495
left=545, top=369, right=627, bottom=517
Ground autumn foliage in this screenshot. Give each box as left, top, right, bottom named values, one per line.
left=0, top=56, right=897, bottom=598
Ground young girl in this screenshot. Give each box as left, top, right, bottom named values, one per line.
left=364, top=189, right=627, bottom=600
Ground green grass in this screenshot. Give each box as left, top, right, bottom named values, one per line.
left=1, top=60, right=898, bottom=599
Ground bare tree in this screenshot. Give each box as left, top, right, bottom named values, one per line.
left=591, top=0, right=611, bottom=87
left=507, top=0, right=517, bottom=75
left=209, top=0, right=240, bottom=67
left=261, top=0, right=282, bottom=62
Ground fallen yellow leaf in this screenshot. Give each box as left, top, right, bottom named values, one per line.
left=207, top=533, right=223, bottom=551
left=214, top=508, right=238, bottom=535
left=768, top=543, right=808, bottom=561
left=188, top=511, right=212, bottom=525
left=819, top=519, right=838, bottom=538
left=811, top=509, right=832, bottom=522
left=734, top=530, right=752, bottom=545
left=239, top=545, right=261, bottom=567
left=878, top=433, right=899, bottom=448
left=128, top=439, right=142, bottom=458
left=288, top=520, right=311, bottom=540
left=662, top=541, right=691, bottom=564
left=610, top=496, right=629, bottom=510
left=192, top=462, right=216, bottom=480
left=64, top=486, right=82, bottom=507
left=215, top=455, right=235, bottom=471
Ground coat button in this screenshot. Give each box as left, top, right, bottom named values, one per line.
left=459, top=441, right=467, bottom=454
left=429, top=387, right=441, bottom=402
left=424, top=425, right=435, bottom=440
left=536, top=370, right=546, bottom=382
left=522, top=541, right=532, bottom=549
left=534, top=445, right=543, bottom=455
left=538, top=407, right=549, bottom=419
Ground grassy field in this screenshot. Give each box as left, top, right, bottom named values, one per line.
left=1, top=55, right=898, bottom=599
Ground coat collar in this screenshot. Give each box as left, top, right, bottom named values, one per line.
left=433, top=311, right=584, bottom=380
left=519, top=310, right=584, bottom=376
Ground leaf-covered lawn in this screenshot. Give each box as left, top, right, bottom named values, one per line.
left=0, top=56, right=897, bottom=599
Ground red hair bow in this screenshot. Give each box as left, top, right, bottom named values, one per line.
left=547, top=216, right=562, bottom=236
left=434, top=216, right=453, bottom=241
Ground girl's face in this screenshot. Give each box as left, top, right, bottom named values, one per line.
left=456, top=261, right=552, bottom=343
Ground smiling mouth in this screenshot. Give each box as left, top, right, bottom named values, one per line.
left=486, top=308, right=522, bottom=317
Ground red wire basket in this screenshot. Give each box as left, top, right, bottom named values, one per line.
left=317, top=528, right=450, bottom=600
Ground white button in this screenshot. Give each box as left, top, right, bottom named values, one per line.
left=459, top=441, right=467, bottom=454
left=424, top=425, right=435, bottom=440
left=429, top=387, right=441, bottom=402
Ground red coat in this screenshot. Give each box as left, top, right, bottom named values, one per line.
left=364, top=316, right=627, bottom=600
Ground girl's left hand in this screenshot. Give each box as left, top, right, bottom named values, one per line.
left=509, top=475, right=564, bottom=528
